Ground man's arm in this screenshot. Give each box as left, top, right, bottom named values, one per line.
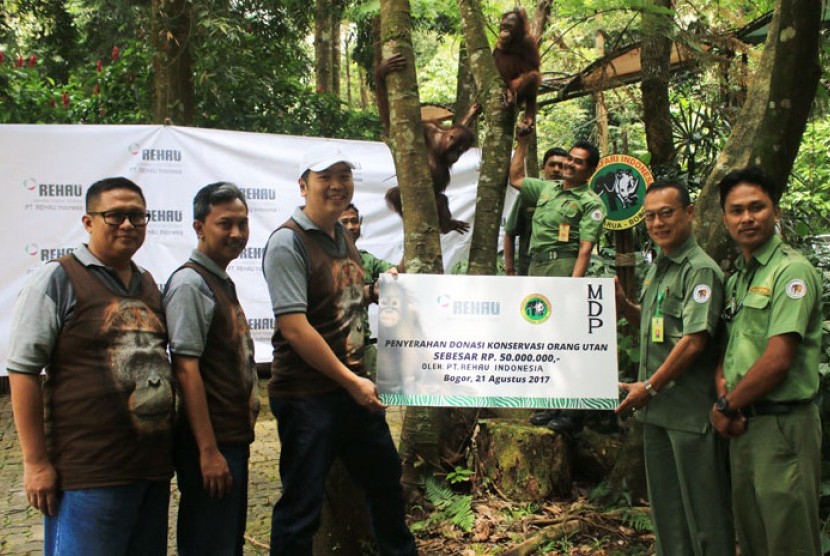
left=9, top=372, right=58, bottom=516
left=719, top=333, right=799, bottom=409
left=616, top=331, right=708, bottom=414
left=508, top=131, right=531, bottom=189
left=173, top=355, right=233, bottom=498
left=709, top=352, right=748, bottom=438
left=571, top=240, right=594, bottom=277
left=278, top=312, right=385, bottom=410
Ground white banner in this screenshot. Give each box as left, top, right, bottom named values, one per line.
left=377, top=274, right=619, bottom=409
left=0, top=124, right=522, bottom=375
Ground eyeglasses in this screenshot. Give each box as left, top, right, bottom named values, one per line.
left=339, top=216, right=362, bottom=226
left=643, top=208, right=676, bottom=222
left=88, top=210, right=151, bottom=227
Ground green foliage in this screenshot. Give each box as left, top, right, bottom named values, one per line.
left=618, top=509, right=653, bottom=532
left=0, top=38, right=151, bottom=123
left=411, top=476, right=474, bottom=533
left=446, top=465, right=474, bottom=485
left=786, top=116, right=830, bottom=234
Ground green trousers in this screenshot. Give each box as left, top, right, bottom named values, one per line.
left=643, top=423, right=735, bottom=556
left=528, top=255, right=577, bottom=278
left=730, top=404, right=821, bottom=556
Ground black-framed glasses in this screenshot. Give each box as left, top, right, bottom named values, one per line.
left=88, top=210, right=151, bottom=227
left=643, top=208, right=677, bottom=222
left=339, top=216, right=363, bottom=226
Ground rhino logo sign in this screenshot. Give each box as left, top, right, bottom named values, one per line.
left=590, top=155, right=654, bottom=231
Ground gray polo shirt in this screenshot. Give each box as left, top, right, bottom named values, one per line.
left=7, top=244, right=150, bottom=374
left=262, top=208, right=351, bottom=317
left=163, top=250, right=237, bottom=357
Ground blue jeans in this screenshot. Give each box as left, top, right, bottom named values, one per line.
left=44, top=480, right=170, bottom=556
left=175, top=438, right=250, bottom=556
left=269, top=389, right=416, bottom=556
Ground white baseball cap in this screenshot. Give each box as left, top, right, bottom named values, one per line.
left=299, top=143, right=356, bottom=177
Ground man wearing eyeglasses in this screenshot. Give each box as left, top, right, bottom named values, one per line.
left=712, top=168, right=822, bottom=555
left=7, top=177, right=174, bottom=555
left=614, top=180, right=734, bottom=555
left=339, top=203, right=396, bottom=381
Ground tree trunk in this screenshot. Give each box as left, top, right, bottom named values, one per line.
left=151, top=0, right=195, bottom=125
left=313, top=460, right=372, bottom=554
left=379, top=0, right=446, bottom=485
left=314, top=0, right=334, bottom=93
left=640, top=0, right=676, bottom=176
left=476, top=419, right=573, bottom=501
left=453, top=41, right=475, bottom=128
left=458, top=0, right=516, bottom=276
left=602, top=0, right=679, bottom=506
left=695, top=0, right=821, bottom=265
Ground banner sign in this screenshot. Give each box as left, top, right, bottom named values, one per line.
left=377, top=274, right=619, bottom=409
left=0, top=124, right=508, bottom=375
left=590, top=154, right=654, bottom=230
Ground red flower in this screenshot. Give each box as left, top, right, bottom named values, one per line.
left=0, top=52, right=4, bottom=64
left=28, top=55, right=36, bottom=67
left=111, top=46, right=120, bottom=61
left=62, top=92, right=70, bottom=108
left=15, top=54, right=23, bottom=67
left=93, top=83, right=100, bottom=95
left=49, top=98, right=56, bottom=107
left=97, top=59, right=103, bottom=73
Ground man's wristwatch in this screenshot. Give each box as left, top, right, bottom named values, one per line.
left=715, top=395, right=739, bottom=418
left=644, top=380, right=658, bottom=397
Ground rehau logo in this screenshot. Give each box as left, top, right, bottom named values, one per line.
left=238, top=247, right=265, bottom=260
left=247, top=318, right=275, bottom=331
left=23, top=179, right=83, bottom=197
left=148, top=210, right=183, bottom=223
left=39, top=247, right=75, bottom=261
left=141, top=149, right=182, bottom=162
left=241, top=188, right=276, bottom=201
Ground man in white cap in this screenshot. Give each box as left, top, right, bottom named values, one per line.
left=262, top=143, right=416, bottom=555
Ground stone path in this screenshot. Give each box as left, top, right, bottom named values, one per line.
left=0, top=380, right=405, bottom=555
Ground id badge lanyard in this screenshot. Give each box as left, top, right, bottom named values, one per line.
left=651, top=289, right=667, bottom=343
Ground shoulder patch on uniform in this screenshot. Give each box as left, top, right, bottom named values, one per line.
left=786, top=279, right=807, bottom=299
left=591, top=209, right=603, bottom=222
left=693, top=284, right=711, bottom=304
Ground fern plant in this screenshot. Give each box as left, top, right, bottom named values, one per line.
left=423, top=476, right=475, bottom=532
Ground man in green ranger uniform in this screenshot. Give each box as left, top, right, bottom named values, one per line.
left=615, top=180, right=734, bottom=555
left=503, top=146, right=568, bottom=276
left=509, top=129, right=606, bottom=433
left=711, top=167, right=822, bottom=556
left=339, top=203, right=396, bottom=380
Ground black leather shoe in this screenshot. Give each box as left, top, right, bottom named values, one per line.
left=529, top=409, right=559, bottom=426
left=545, top=414, right=584, bottom=435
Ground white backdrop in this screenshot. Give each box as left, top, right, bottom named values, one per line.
left=0, top=124, right=515, bottom=372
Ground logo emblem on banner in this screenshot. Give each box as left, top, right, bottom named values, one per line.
left=521, top=294, right=551, bottom=324
left=589, top=155, right=654, bottom=230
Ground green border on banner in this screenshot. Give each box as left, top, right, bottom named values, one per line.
left=379, top=394, right=618, bottom=410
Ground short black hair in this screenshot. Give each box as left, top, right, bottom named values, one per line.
left=343, top=203, right=359, bottom=216
left=542, top=147, right=568, bottom=166
left=646, top=179, right=691, bottom=208
left=717, top=167, right=781, bottom=209
left=86, top=177, right=145, bottom=212
left=193, top=182, right=248, bottom=221
left=571, top=140, right=600, bottom=169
